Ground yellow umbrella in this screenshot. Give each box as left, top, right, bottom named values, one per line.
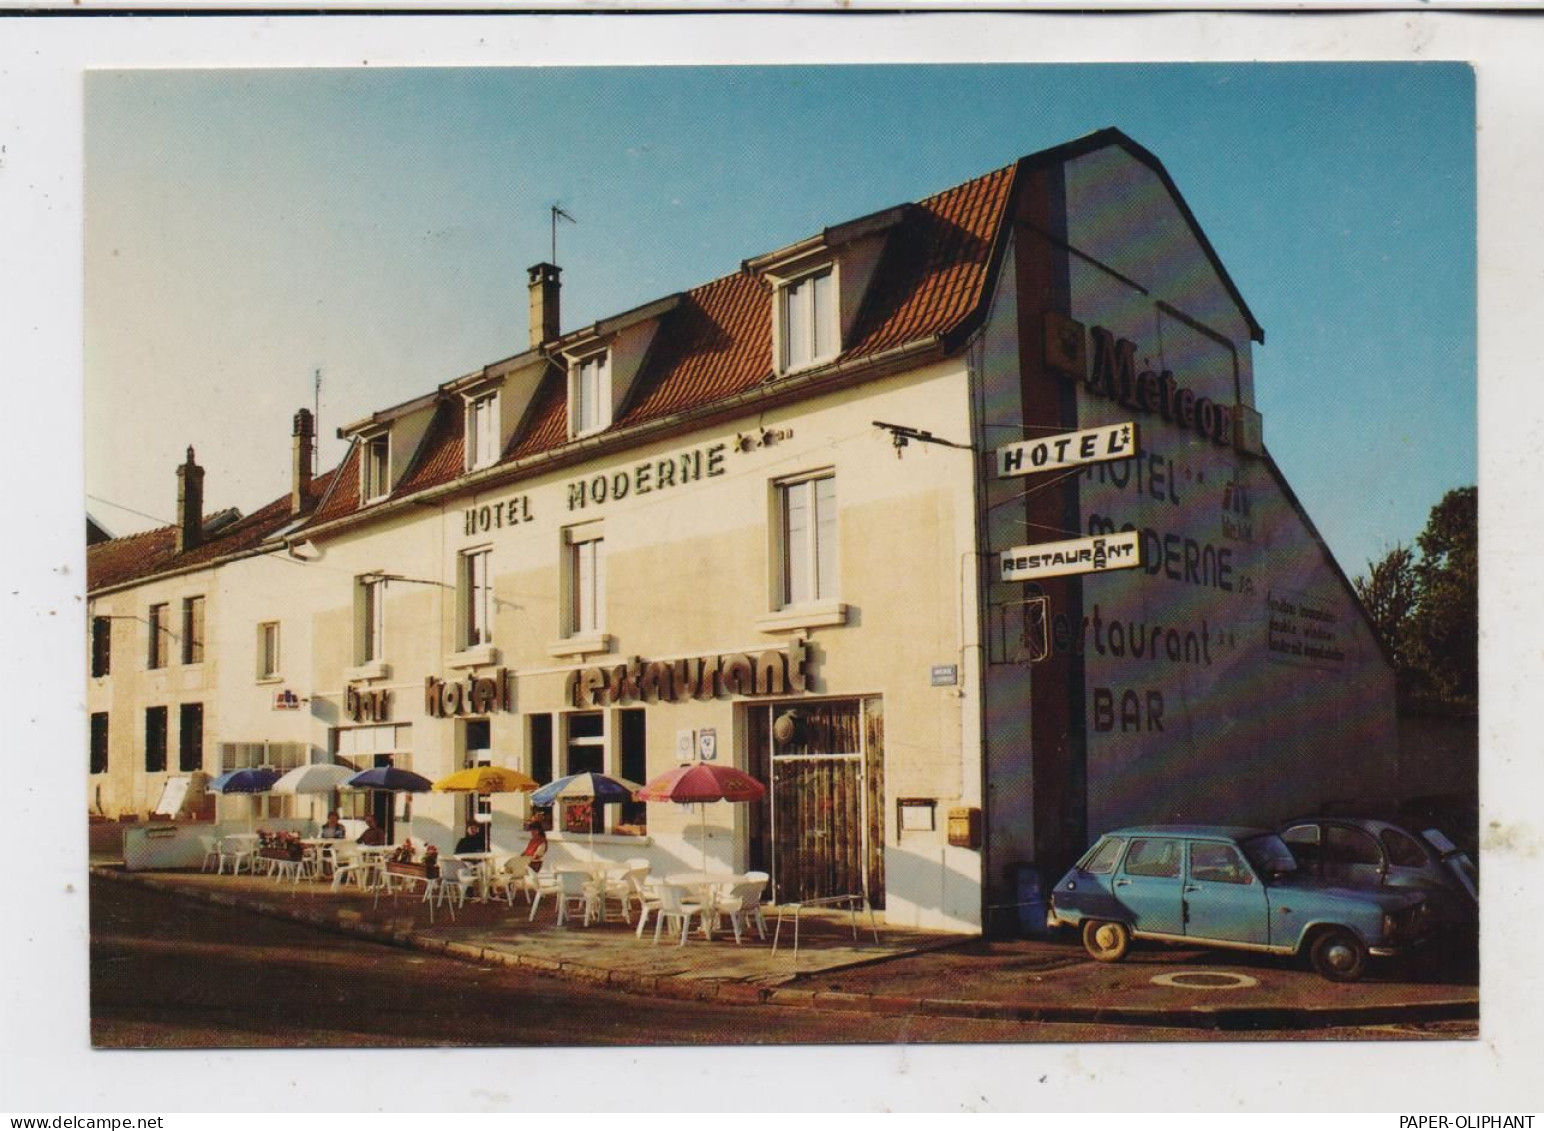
left=431, top=765, right=539, bottom=794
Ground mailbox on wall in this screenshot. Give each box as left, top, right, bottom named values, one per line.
left=947, top=807, right=981, bottom=850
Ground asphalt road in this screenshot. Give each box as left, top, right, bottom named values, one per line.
left=88, top=877, right=1469, bottom=1048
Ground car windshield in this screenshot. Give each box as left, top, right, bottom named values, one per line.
left=1240, top=833, right=1297, bottom=877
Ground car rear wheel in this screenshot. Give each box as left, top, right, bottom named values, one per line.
left=1082, top=919, right=1131, bottom=962
left=1309, top=927, right=1368, bottom=982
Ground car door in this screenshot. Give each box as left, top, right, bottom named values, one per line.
left=1112, top=836, right=1185, bottom=935
left=1183, top=839, right=1269, bottom=945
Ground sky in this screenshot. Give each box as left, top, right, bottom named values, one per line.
left=84, top=63, right=1474, bottom=576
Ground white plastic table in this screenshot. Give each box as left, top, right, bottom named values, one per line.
left=771, top=893, right=880, bottom=963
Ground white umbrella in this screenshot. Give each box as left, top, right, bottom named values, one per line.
left=270, top=763, right=356, bottom=826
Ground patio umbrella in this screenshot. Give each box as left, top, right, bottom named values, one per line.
left=432, top=766, right=540, bottom=852
left=637, top=763, right=766, bottom=872
left=207, top=766, right=281, bottom=830
left=270, top=762, right=357, bottom=827
left=529, top=771, right=642, bottom=859
left=344, top=766, right=433, bottom=844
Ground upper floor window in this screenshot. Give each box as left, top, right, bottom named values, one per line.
left=565, top=524, right=605, bottom=636
left=467, top=391, right=500, bottom=471
left=181, top=596, right=205, bottom=664
left=778, top=267, right=837, bottom=373
left=569, top=351, right=611, bottom=438
left=362, top=433, right=391, bottom=503
left=461, top=548, right=493, bottom=649
left=778, top=472, right=837, bottom=607
left=358, top=576, right=387, bottom=663
left=258, top=621, right=281, bottom=680
left=90, top=616, right=111, bottom=678
left=147, top=603, right=169, bottom=670
left=144, top=706, right=168, bottom=773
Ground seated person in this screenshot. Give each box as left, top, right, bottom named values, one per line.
left=521, top=816, right=549, bottom=872
left=318, top=810, right=347, bottom=840
left=356, top=814, right=386, bottom=846
left=454, top=821, right=488, bottom=855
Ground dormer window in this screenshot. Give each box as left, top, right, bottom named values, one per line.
left=569, top=350, right=611, bottom=438
left=778, top=266, right=837, bottom=374
left=466, top=390, right=500, bottom=471
left=362, top=433, right=390, bottom=503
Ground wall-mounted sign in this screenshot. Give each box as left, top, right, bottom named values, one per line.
left=566, top=637, right=810, bottom=709
left=1042, top=312, right=1239, bottom=451
left=565, top=441, right=727, bottom=512
left=676, top=729, right=696, bottom=763
left=1002, top=532, right=1142, bottom=582
left=272, top=689, right=302, bottom=711
left=345, top=684, right=391, bottom=722
left=697, top=728, right=717, bottom=762
left=464, top=495, right=532, bottom=537
left=424, top=668, right=513, bottom=719
left=997, top=422, right=1137, bottom=478
left=930, top=664, right=959, bottom=687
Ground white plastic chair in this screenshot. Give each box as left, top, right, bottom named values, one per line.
left=217, top=836, right=255, bottom=876
left=448, top=859, right=482, bottom=908
left=555, top=870, right=599, bottom=927
left=526, top=860, right=560, bottom=921
left=652, top=883, right=707, bottom=947
left=198, top=835, right=221, bottom=873
left=711, top=877, right=769, bottom=944
left=329, top=845, right=373, bottom=891
left=490, top=856, right=533, bottom=907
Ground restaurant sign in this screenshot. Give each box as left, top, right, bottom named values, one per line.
left=424, top=668, right=513, bottom=719
left=345, top=684, right=390, bottom=723
left=567, top=638, right=811, bottom=709
left=997, top=422, right=1137, bottom=478
left=1002, top=532, right=1142, bottom=582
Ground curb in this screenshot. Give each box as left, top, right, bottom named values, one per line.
left=91, top=867, right=1477, bottom=1031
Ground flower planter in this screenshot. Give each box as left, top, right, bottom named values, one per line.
left=259, top=847, right=304, bottom=863
left=386, top=860, right=439, bottom=880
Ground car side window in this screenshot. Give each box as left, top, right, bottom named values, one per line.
left=1123, top=838, right=1181, bottom=878
left=1079, top=837, right=1125, bottom=875
left=1282, top=824, right=1322, bottom=869
left=1380, top=828, right=1427, bottom=868
left=1324, top=825, right=1382, bottom=867
left=1189, top=842, right=1250, bottom=884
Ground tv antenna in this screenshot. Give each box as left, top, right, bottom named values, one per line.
left=313, top=368, right=322, bottom=475
left=551, top=204, right=577, bottom=264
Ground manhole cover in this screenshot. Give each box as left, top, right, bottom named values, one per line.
left=1149, top=970, right=1259, bottom=990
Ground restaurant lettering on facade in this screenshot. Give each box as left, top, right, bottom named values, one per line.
left=424, top=669, right=513, bottom=718
left=567, top=638, right=811, bottom=708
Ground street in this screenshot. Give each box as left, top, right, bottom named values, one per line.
left=88, top=877, right=1472, bottom=1047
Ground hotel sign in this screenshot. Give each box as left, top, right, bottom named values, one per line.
left=1002, top=532, right=1142, bottom=582
left=997, top=422, right=1138, bottom=478
left=424, top=669, right=513, bottom=719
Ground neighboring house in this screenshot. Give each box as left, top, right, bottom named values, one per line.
left=86, top=129, right=1402, bottom=932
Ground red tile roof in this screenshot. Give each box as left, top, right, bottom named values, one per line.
left=87, top=469, right=337, bottom=593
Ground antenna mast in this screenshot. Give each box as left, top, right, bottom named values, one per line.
left=313, top=368, right=322, bottom=475
left=551, top=204, right=576, bottom=265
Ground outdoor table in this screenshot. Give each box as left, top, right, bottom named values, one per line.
left=354, top=844, right=392, bottom=891
left=452, top=852, right=497, bottom=903
left=667, top=873, right=740, bottom=938
left=771, top=893, right=880, bottom=964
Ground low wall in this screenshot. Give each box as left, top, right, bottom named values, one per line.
left=123, top=818, right=314, bottom=872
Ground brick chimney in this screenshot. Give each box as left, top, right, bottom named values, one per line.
left=528, top=262, right=562, bottom=349
left=175, top=446, right=204, bottom=554
left=291, top=407, right=314, bottom=515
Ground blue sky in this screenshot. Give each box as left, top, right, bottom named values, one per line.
left=85, top=63, right=1474, bottom=575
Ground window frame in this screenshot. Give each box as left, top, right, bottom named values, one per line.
left=361, top=432, right=391, bottom=503
left=358, top=576, right=387, bottom=664
left=776, top=264, right=838, bottom=374
left=144, top=705, right=168, bottom=773
left=146, top=604, right=168, bottom=670
left=460, top=547, right=494, bottom=649
left=257, top=621, right=281, bottom=681
left=465, top=389, right=501, bottom=471
left=568, top=349, right=611, bottom=439
left=181, top=595, right=205, bottom=665
left=776, top=471, right=838, bottom=608
left=90, top=712, right=109, bottom=775
left=178, top=702, right=204, bottom=773
left=564, top=523, right=606, bottom=637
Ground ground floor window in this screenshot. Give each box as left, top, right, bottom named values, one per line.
left=144, top=706, right=167, bottom=773
left=332, top=724, right=413, bottom=838
left=529, top=714, right=554, bottom=829
left=178, top=703, right=204, bottom=772
left=90, top=712, right=109, bottom=774
left=617, top=708, right=647, bottom=834
left=747, top=697, right=885, bottom=908
left=562, top=711, right=604, bottom=834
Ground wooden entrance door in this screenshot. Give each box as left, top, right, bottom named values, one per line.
left=755, top=698, right=885, bottom=907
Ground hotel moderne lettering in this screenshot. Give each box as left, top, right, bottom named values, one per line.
left=87, top=129, right=1408, bottom=932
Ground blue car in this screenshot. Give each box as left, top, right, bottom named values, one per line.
left=1046, top=825, right=1431, bottom=981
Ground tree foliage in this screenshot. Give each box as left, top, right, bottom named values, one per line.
left=1355, top=487, right=1477, bottom=705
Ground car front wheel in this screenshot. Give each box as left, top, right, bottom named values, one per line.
left=1082, top=919, right=1131, bottom=962
left=1309, top=927, right=1368, bottom=982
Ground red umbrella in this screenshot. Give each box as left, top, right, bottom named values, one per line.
left=637, top=764, right=766, bottom=871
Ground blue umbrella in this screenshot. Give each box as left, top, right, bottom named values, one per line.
left=530, top=772, right=642, bottom=859
left=208, top=766, right=281, bottom=831
left=344, top=767, right=433, bottom=846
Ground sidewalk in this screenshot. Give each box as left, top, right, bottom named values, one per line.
left=91, top=865, right=1478, bottom=1031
